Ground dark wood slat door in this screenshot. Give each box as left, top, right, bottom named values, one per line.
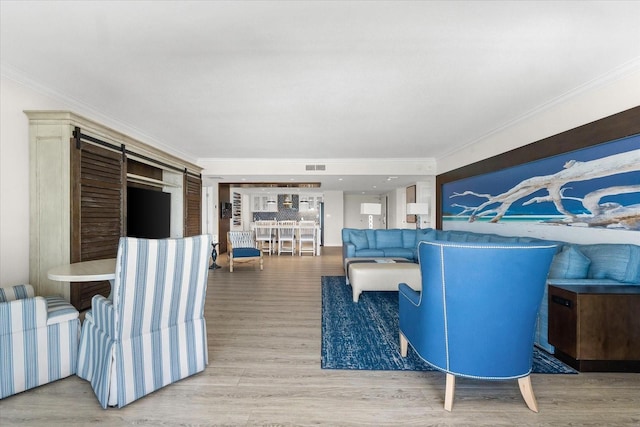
left=184, top=175, right=202, bottom=237
left=70, top=138, right=125, bottom=310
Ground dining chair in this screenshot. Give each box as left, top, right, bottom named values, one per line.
left=0, top=284, right=80, bottom=399
left=399, top=239, right=557, bottom=412
left=76, top=235, right=212, bottom=408
left=254, top=220, right=275, bottom=255
left=277, top=220, right=297, bottom=255
left=297, top=220, right=317, bottom=256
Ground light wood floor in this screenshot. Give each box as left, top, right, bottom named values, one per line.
left=2, top=247, right=639, bottom=426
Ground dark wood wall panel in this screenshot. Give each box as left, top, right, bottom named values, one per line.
left=218, top=184, right=230, bottom=253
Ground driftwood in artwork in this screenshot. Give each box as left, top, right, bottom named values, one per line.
left=450, top=149, right=640, bottom=229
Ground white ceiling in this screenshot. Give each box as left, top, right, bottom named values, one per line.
left=2, top=1, right=639, bottom=193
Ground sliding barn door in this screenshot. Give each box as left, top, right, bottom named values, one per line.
left=184, top=174, right=202, bottom=237
left=70, top=135, right=125, bottom=310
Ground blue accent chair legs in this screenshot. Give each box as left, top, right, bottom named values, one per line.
left=399, top=239, right=557, bottom=412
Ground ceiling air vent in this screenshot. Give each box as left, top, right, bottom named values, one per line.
left=305, top=164, right=326, bottom=171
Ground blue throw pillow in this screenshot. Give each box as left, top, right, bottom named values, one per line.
left=402, top=230, right=416, bottom=248
left=376, top=230, right=402, bottom=249
left=350, top=230, right=369, bottom=250
left=416, top=228, right=436, bottom=243
left=548, top=245, right=591, bottom=279
left=579, top=244, right=640, bottom=283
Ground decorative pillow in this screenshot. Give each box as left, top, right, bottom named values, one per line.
left=401, top=230, right=416, bottom=248
left=376, top=230, right=402, bottom=249
left=548, top=245, right=591, bottom=279
left=579, top=244, right=640, bottom=283
left=416, top=228, right=436, bottom=242
left=349, top=230, right=369, bottom=250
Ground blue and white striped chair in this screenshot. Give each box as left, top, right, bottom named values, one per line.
left=399, top=239, right=557, bottom=412
left=76, top=235, right=212, bottom=408
left=0, top=284, right=80, bottom=399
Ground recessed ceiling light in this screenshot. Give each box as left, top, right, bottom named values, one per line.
left=338, top=178, right=343, bottom=181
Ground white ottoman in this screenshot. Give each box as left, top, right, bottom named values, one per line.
left=349, top=262, right=421, bottom=302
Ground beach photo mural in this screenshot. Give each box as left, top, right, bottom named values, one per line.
left=442, top=133, right=640, bottom=231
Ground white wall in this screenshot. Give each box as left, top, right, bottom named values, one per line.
left=344, top=195, right=385, bottom=229
left=202, top=186, right=219, bottom=243
left=1, top=77, right=62, bottom=286
left=322, top=191, right=344, bottom=246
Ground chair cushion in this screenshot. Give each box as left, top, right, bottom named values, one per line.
left=548, top=245, right=591, bottom=279
left=355, top=249, right=385, bottom=257
left=350, top=230, right=369, bottom=250
left=233, top=247, right=261, bottom=258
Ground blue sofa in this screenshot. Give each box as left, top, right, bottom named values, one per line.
left=342, top=227, right=640, bottom=353
left=342, top=227, right=552, bottom=262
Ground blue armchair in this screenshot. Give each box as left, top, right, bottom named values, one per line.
left=0, top=284, right=79, bottom=399
left=76, top=235, right=212, bottom=408
left=399, top=239, right=556, bottom=412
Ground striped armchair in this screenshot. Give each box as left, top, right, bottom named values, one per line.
left=0, top=284, right=80, bottom=400
left=77, top=235, right=212, bottom=408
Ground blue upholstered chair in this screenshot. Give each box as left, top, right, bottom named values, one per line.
left=76, top=235, right=212, bottom=408
left=0, top=284, right=79, bottom=399
left=227, top=231, right=263, bottom=272
left=399, top=239, right=557, bottom=412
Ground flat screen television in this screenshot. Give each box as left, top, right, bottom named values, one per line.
left=127, top=186, right=171, bottom=239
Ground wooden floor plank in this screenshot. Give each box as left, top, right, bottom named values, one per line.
left=1, top=247, right=639, bottom=426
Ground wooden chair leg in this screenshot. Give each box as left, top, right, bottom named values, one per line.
left=444, top=373, right=455, bottom=411
left=399, top=333, right=408, bottom=357
left=259, top=256, right=264, bottom=271
left=518, top=375, right=539, bottom=412
left=229, top=256, right=234, bottom=272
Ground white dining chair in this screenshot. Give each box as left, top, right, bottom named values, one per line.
left=298, top=220, right=317, bottom=256
left=277, top=220, right=297, bottom=255
left=254, top=220, right=275, bottom=255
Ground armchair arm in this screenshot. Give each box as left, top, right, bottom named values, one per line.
left=0, top=296, right=48, bottom=333
left=343, top=243, right=356, bottom=259
left=399, top=283, right=420, bottom=306
left=87, top=294, right=115, bottom=337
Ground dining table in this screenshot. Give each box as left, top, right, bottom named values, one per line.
left=48, top=258, right=117, bottom=299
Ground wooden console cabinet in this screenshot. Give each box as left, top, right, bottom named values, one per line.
left=28, top=111, right=202, bottom=310
left=548, top=284, right=640, bottom=372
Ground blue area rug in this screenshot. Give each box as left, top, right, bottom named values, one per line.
left=321, top=276, right=577, bottom=374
